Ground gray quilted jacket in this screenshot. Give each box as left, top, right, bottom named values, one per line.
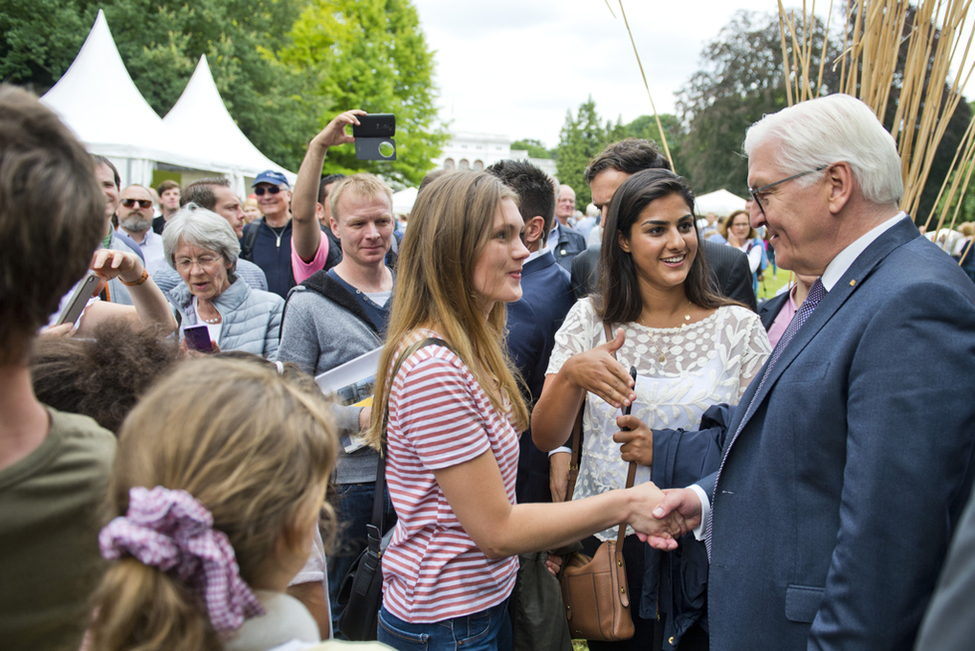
left=169, top=275, right=283, bottom=358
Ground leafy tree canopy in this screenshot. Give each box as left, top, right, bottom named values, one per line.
left=278, top=0, right=447, bottom=186
left=556, top=96, right=682, bottom=209
left=0, top=0, right=445, bottom=180
left=510, top=138, right=554, bottom=159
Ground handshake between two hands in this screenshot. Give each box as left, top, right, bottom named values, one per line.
left=633, top=486, right=705, bottom=551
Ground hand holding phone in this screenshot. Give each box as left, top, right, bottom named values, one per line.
left=615, top=366, right=653, bottom=466
left=54, top=272, right=100, bottom=327
left=183, top=324, right=214, bottom=354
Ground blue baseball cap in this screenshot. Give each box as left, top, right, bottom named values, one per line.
left=252, top=170, right=290, bottom=188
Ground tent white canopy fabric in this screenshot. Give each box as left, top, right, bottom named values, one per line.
left=695, top=189, right=748, bottom=217
left=392, top=187, right=418, bottom=215
left=40, top=10, right=213, bottom=186
left=163, top=55, right=296, bottom=197
left=41, top=10, right=295, bottom=192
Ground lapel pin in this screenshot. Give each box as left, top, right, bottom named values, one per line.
left=849, top=279, right=856, bottom=287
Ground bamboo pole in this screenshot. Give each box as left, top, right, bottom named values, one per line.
left=782, top=0, right=975, bottom=224
left=616, top=1, right=675, bottom=171
left=779, top=1, right=795, bottom=106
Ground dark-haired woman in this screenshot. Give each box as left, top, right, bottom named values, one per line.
left=534, top=169, right=770, bottom=650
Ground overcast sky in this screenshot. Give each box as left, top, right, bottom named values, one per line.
left=411, top=0, right=789, bottom=148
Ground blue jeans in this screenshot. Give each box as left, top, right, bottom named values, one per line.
left=327, top=481, right=396, bottom=639
left=378, top=600, right=512, bottom=651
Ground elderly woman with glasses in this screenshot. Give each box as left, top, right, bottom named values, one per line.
left=163, top=206, right=284, bottom=357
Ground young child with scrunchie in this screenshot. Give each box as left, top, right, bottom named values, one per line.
left=86, top=357, right=391, bottom=651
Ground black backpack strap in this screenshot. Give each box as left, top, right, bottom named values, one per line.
left=371, top=337, right=450, bottom=532
left=240, top=217, right=264, bottom=261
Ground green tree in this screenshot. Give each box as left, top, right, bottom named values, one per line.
left=556, top=96, right=611, bottom=209
left=676, top=11, right=803, bottom=197
left=0, top=0, right=446, bottom=178
left=278, top=0, right=447, bottom=186
left=0, top=0, right=314, bottom=170
left=510, top=138, right=554, bottom=159
left=613, top=113, right=687, bottom=177
left=0, top=0, right=90, bottom=91
left=677, top=7, right=970, bottom=217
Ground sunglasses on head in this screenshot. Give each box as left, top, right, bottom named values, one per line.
left=121, top=198, right=153, bottom=209
left=254, top=186, right=283, bottom=196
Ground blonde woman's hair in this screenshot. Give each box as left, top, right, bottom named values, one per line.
left=367, top=171, right=529, bottom=448
left=87, top=357, right=338, bottom=651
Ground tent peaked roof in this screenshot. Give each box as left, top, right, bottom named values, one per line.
left=41, top=10, right=208, bottom=168
left=164, top=55, right=295, bottom=180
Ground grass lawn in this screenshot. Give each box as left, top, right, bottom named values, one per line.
left=756, top=265, right=795, bottom=302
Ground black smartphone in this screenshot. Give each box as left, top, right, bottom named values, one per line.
left=54, top=272, right=100, bottom=326
left=353, top=113, right=396, bottom=161
left=353, top=113, right=395, bottom=138
left=183, top=324, right=214, bottom=353
left=621, top=366, right=638, bottom=420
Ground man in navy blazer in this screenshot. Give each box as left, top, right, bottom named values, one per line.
left=488, top=160, right=576, bottom=504
left=647, top=95, right=975, bottom=650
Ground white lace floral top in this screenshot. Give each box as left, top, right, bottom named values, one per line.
left=546, top=298, right=771, bottom=540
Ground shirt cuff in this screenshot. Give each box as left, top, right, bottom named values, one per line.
left=688, top=483, right=711, bottom=541
left=548, top=446, right=571, bottom=457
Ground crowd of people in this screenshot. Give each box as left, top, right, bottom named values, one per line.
left=3, top=82, right=975, bottom=651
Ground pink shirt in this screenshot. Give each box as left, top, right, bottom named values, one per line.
left=382, top=337, right=520, bottom=623
left=290, top=235, right=329, bottom=284
left=767, top=286, right=799, bottom=348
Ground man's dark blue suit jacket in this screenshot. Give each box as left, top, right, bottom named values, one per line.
left=506, top=250, right=575, bottom=504
left=658, top=217, right=975, bottom=650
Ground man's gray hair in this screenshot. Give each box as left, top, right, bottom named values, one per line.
left=743, top=94, right=903, bottom=206
left=162, top=204, right=240, bottom=272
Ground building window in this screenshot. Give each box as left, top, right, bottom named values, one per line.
left=459, top=159, right=470, bottom=170
left=473, top=160, right=484, bottom=171
left=444, top=158, right=455, bottom=170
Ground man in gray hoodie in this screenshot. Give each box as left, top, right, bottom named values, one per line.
left=276, top=173, right=396, bottom=637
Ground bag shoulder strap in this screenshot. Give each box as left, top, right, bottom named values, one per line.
left=566, top=323, right=635, bottom=548
left=371, top=337, right=451, bottom=532
left=240, top=217, right=264, bottom=261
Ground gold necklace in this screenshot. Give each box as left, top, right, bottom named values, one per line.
left=646, top=302, right=692, bottom=364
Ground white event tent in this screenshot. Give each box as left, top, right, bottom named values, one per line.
left=694, top=189, right=748, bottom=217
left=41, top=10, right=294, bottom=191
left=163, top=55, right=296, bottom=197
left=41, top=10, right=212, bottom=187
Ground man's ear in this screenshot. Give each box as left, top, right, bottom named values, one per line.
left=524, top=215, right=546, bottom=247
left=826, top=162, right=855, bottom=215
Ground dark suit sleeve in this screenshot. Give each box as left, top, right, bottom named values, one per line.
left=570, top=245, right=599, bottom=300
left=809, top=281, right=975, bottom=650
left=651, top=403, right=735, bottom=489
left=720, top=247, right=757, bottom=311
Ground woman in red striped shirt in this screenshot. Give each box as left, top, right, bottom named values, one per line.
left=367, top=171, right=677, bottom=650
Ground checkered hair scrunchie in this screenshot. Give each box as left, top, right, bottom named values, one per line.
left=99, top=486, right=266, bottom=632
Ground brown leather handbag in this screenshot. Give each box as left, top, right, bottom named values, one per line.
left=558, top=324, right=637, bottom=641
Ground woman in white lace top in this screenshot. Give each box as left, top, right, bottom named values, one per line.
left=534, top=169, right=770, bottom=650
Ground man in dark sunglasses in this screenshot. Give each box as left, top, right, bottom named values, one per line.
left=240, top=170, right=295, bottom=298
left=117, top=185, right=165, bottom=275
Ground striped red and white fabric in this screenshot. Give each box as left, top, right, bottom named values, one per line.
left=382, top=337, right=520, bottom=623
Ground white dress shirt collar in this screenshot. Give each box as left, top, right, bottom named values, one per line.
left=821, top=212, right=907, bottom=291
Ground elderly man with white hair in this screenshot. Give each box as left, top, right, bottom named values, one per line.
left=648, top=94, right=975, bottom=651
